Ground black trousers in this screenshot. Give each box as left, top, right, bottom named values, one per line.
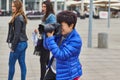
left=40, top=51, right=50, bottom=80
left=44, top=68, right=56, bottom=80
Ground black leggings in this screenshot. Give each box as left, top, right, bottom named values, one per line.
left=44, top=68, right=56, bottom=80
left=40, top=51, right=50, bottom=80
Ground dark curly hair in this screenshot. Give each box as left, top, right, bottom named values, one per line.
left=57, top=10, right=77, bottom=29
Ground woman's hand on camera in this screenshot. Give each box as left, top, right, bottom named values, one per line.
left=11, top=49, right=14, bottom=52
left=47, top=31, right=54, bottom=37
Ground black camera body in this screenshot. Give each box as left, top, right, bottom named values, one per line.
left=38, top=23, right=61, bottom=35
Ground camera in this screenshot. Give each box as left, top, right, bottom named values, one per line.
left=38, top=23, right=61, bottom=35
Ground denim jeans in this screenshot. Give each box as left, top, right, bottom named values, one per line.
left=8, top=41, right=27, bottom=80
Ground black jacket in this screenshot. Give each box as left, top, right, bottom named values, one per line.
left=6, top=15, right=28, bottom=50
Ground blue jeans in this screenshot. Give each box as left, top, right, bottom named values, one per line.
left=8, top=42, right=27, bottom=80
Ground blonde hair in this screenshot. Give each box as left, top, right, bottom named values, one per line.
left=9, top=0, right=27, bottom=24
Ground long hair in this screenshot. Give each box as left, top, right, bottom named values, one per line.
left=9, top=0, right=27, bottom=24
left=42, top=1, right=54, bottom=22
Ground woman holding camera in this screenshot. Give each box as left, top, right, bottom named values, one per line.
left=40, top=1, right=56, bottom=80
left=6, top=0, right=28, bottom=80
left=43, top=11, right=83, bottom=80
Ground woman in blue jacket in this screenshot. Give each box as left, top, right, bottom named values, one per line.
left=40, top=1, right=56, bottom=80
left=44, top=11, right=82, bottom=80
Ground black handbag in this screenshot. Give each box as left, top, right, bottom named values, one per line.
left=33, top=38, right=49, bottom=56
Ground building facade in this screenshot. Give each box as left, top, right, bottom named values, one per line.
left=0, top=0, right=40, bottom=11
left=0, top=0, right=65, bottom=13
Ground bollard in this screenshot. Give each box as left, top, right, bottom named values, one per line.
left=98, top=33, right=108, bottom=48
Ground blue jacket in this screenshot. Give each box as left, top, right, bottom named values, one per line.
left=44, top=29, right=82, bottom=80
left=44, top=13, right=56, bottom=24
left=41, top=13, right=56, bottom=38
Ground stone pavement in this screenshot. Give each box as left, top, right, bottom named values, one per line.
left=0, top=16, right=120, bottom=80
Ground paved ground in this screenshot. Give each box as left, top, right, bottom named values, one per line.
left=0, top=16, right=120, bottom=80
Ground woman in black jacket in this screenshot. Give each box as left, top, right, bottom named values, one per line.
left=6, top=0, right=28, bottom=80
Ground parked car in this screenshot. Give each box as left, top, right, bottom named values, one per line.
left=26, top=10, right=44, bottom=20
left=73, top=10, right=81, bottom=17
left=0, top=9, right=11, bottom=16
left=0, top=10, right=2, bottom=15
